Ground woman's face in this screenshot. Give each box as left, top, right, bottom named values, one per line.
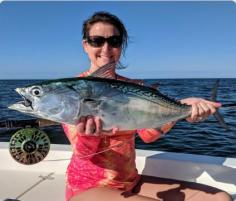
left=83, top=22, right=122, bottom=70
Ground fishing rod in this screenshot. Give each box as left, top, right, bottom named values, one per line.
left=4, top=98, right=236, bottom=166
left=0, top=102, right=235, bottom=130
left=0, top=102, right=235, bottom=129
left=3, top=79, right=236, bottom=165
left=1, top=102, right=235, bottom=130
left=0, top=118, right=58, bottom=129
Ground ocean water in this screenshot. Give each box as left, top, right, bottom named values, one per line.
left=0, top=79, right=236, bottom=158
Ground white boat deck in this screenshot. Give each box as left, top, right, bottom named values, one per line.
left=0, top=142, right=236, bottom=201
left=0, top=143, right=69, bottom=201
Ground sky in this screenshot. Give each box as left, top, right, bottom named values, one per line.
left=0, top=1, right=236, bottom=79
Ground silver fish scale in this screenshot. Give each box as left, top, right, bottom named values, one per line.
left=109, top=82, right=189, bottom=111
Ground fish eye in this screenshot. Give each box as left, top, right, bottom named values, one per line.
left=30, top=86, right=43, bottom=97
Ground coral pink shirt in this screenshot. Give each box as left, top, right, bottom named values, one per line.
left=63, top=71, right=174, bottom=201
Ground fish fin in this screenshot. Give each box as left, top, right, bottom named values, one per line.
left=89, top=62, right=116, bottom=79
left=211, top=79, right=230, bottom=131
left=214, top=111, right=230, bottom=131
left=160, top=121, right=176, bottom=134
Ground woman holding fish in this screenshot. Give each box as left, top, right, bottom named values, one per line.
left=62, top=12, right=232, bottom=201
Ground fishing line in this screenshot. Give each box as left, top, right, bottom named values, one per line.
left=77, top=134, right=138, bottom=160
left=44, top=134, right=138, bottom=162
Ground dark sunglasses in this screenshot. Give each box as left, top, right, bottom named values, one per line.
left=86, top=35, right=122, bottom=48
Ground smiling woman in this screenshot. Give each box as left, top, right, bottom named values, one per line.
left=4, top=9, right=232, bottom=201
left=81, top=14, right=127, bottom=74
left=82, top=22, right=122, bottom=72
left=61, top=11, right=233, bottom=201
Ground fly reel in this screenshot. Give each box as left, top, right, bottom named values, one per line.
left=9, top=128, right=50, bottom=165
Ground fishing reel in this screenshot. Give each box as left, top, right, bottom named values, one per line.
left=9, top=128, right=50, bottom=165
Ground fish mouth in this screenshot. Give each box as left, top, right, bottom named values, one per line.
left=21, top=95, right=33, bottom=108
left=8, top=101, right=33, bottom=112
left=8, top=88, right=34, bottom=112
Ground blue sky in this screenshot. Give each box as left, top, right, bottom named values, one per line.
left=0, top=1, right=236, bottom=79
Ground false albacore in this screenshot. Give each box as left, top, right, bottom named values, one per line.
left=9, top=63, right=228, bottom=130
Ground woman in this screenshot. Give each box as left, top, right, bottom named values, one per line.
left=63, top=11, right=232, bottom=201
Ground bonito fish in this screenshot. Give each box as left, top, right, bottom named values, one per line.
left=9, top=63, right=193, bottom=130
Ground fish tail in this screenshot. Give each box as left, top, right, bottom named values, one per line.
left=211, top=79, right=230, bottom=130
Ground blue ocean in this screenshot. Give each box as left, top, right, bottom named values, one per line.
left=0, top=79, right=236, bottom=157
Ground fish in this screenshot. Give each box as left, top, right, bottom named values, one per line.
left=8, top=63, right=226, bottom=131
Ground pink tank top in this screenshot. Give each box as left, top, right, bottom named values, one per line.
left=63, top=71, right=174, bottom=201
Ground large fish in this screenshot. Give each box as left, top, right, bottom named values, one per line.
left=8, top=63, right=204, bottom=130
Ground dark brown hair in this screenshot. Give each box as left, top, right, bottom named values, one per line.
left=82, top=11, right=128, bottom=54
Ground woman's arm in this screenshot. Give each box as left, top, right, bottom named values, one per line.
left=137, top=121, right=176, bottom=143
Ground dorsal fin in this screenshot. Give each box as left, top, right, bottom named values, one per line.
left=89, top=62, right=116, bottom=79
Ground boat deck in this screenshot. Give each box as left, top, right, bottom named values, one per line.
left=0, top=143, right=70, bottom=201
left=0, top=142, right=236, bottom=201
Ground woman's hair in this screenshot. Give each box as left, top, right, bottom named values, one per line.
left=82, top=11, right=128, bottom=55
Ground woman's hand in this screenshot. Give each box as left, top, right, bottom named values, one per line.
left=76, top=116, right=118, bottom=136
left=76, top=116, right=102, bottom=136
left=180, top=98, right=221, bottom=123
